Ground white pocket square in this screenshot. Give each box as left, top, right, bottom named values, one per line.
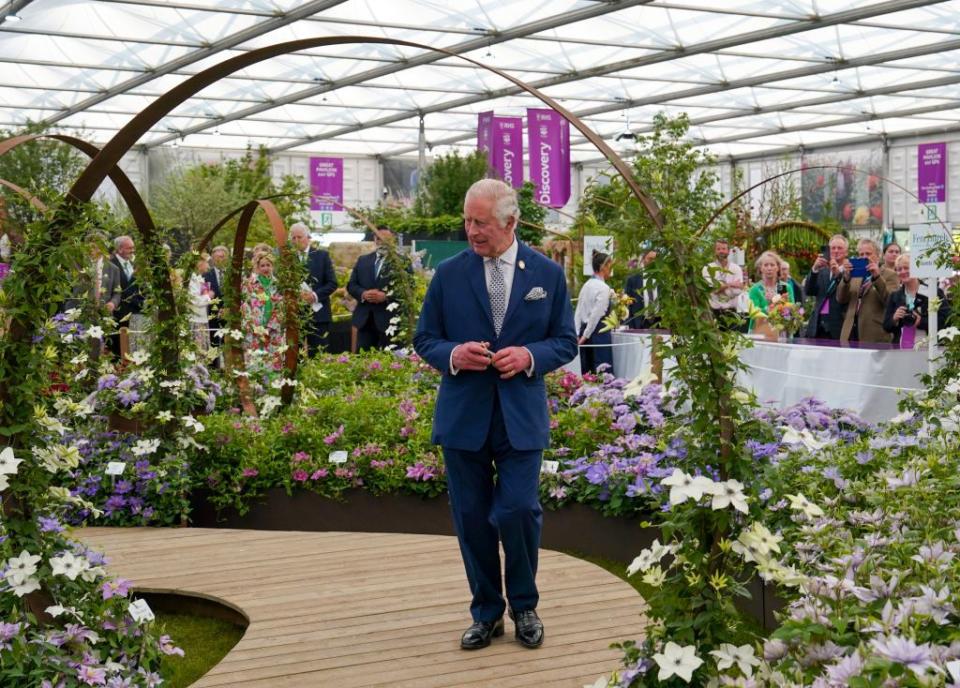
left=524, top=287, right=547, bottom=301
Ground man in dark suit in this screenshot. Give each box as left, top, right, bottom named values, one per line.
left=108, top=235, right=144, bottom=358
left=414, top=179, right=577, bottom=652
left=347, top=226, right=396, bottom=351
left=289, top=223, right=338, bottom=356
left=203, top=244, right=229, bottom=353
left=804, top=234, right=849, bottom=339
left=65, top=241, right=122, bottom=360
left=624, top=249, right=659, bottom=329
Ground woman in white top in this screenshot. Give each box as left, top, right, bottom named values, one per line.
left=575, top=251, right=615, bottom=376
left=188, top=252, right=214, bottom=351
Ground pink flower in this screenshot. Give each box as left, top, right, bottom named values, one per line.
left=241, top=468, right=259, bottom=478
left=292, top=451, right=310, bottom=463
left=406, top=462, right=436, bottom=481
left=390, top=362, right=403, bottom=370
left=76, top=665, right=106, bottom=686
left=292, top=469, right=308, bottom=482
left=311, top=469, right=328, bottom=480
left=281, top=422, right=295, bottom=434
left=323, top=425, right=344, bottom=445
left=400, top=426, right=413, bottom=438
left=334, top=467, right=353, bottom=478
left=158, top=634, right=185, bottom=657
left=337, top=355, right=349, bottom=363
left=369, top=361, right=382, bottom=371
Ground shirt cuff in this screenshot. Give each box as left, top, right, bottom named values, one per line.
left=522, top=347, right=535, bottom=377
left=449, top=345, right=460, bottom=375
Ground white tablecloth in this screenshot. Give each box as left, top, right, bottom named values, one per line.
left=606, top=331, right=929, bottom=424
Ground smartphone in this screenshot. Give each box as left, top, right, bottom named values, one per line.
left=820, top=244, right=830, bottom=261
left=777, top=283, right=788, bottom=295
left=849, top=257, right=868, bottom=278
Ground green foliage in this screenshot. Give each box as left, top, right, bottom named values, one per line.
left=516, top=181, right=547, bottom=245
left=150, top=146, right=310, bottom=254
left=414, top=149, right=488, bottom=217
left=0, top=121, right=88, bottom=230
left=350, top=207, right=465, bottom=237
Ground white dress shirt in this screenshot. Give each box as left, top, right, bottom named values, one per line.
left=450, top=237, right=533, bottom=376
left=574, top=276, right=613, bottom=340
left=483, top=237, right=518, bottom=307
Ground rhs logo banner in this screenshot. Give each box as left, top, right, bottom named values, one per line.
left=309, top=157, right=343, bottom=211
left=527, top=108, right=571, bottom=208
left=477, top=112, right=523, bottom=189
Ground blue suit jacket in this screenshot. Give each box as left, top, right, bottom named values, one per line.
left=303, top=248, right=337, bottom=324
left=414, top=242, right=577, bottom=452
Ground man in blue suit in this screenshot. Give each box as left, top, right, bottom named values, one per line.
left=347, top=227, right=398, bottom=351
left=290, top=223, right=338, bottom=356
left=414, top=179, right=577, bottom=651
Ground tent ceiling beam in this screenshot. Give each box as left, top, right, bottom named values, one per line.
left=140, top=0, right=656, bottom=148
left=39, top=0, right=350, bottom=126
left=271, top=0, right=948, bottom=153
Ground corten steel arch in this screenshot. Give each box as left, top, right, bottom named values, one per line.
left=0, top=178, right=48, bottom=212
left=66, top=36, right=663, bottom=231
left=197, top=198, right=298, bottom=412
left=0, top=133, right=179, bottom=368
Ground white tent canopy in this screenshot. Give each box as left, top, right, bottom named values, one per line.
left=1, top=0, right=959, bottom=162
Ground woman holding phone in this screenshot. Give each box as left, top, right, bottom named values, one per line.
left=747, top=250, right=796, bottom=336
left=883, top=253, right=950, bottom=348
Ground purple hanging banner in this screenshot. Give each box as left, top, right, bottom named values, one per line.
left=309, top=157, right=343, bottom=211
left=490, top=116, right=524, bottom=189
left=477, top=111, right=494, bottom=156
left=918, top=142, right=947, bottom=204
left=527, top=108, right=571, bottom=208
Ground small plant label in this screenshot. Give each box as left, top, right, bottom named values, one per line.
left=541, top=460, right=559, bottom=474
left=329, top=451, right=348, bottom=464
left=128, top=599, right=154, bottom=623
left=105, top=462, right=127, bottom=476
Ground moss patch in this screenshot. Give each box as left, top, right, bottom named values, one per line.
left=157, top=612, right=244, bottom=687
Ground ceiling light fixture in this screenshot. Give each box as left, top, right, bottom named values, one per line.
left=2, top=13, right=22, bottom=23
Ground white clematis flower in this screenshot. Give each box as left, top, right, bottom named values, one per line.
left=786, top=493, right=824, bottom=518
left=661, top=469, right=715, bottom=506
left=652, top=641, right=704, bottom=683
left=10, top=576, right=41, bottom=597
left=708, top=479, right=749, bottom=514
left=49, top=552, right=91, bottom=581
left=710, top=643, right=760, bottom=677
left=780, top=426, right=826, bottom=451
left=131, top=439, right=161, bottom=456
left=0, top=447, right=22, bottom=475
left=4, top=550, right=42, bottom=586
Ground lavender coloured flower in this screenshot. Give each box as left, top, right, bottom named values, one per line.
left=38, top=515, right=65, bottom=533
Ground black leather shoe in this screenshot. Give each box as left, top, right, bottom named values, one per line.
left=460, top=617, right=504, bottom=650
left=509, top=608, right=544, bottom=648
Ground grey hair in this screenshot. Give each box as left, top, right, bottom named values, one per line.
left=754, top=249, right=782, bottom=273
left=211, top=244, right=229, bottom=255
left=289, top=222, right=310, bottom=237
left=465, top=179, right=519, bottom=228
left=857, top=237, right=880, bottom=255
left=829, top=234, right=849, bottom=247
left=114, top=235, right=133, bottom=250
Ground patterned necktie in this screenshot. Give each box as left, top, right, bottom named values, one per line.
left=489, top=257, right=506, bottom=336
left=374, top=253, right=384, bottom=280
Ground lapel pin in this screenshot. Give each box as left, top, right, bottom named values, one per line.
left=518, top=260, right=525, bottom=270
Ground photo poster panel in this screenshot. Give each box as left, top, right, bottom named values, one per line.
left=801, top=148, right=883, bottom=229
left=583, top=235, right=614, bottom=276
left=309, top=157, right=343, bottom=211
left=527, top=108, right=571, bottom=208
left=381, top=158, right=420, bottom=206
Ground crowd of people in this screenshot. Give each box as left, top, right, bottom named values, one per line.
left=41, top=223, right=407, bottom=371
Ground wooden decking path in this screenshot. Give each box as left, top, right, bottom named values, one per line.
left=78, top=527, right=647, bottom=688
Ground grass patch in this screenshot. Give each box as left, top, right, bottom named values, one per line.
left=156, top=612, right=244, bottom=688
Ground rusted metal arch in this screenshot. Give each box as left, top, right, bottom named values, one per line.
left=66, top=36, right=663, bottom=233
left=0, top=178, right=47, bottom=212
left=198, top=199, right=298, bottom=413
left=0, top=133, right=179, bottom=368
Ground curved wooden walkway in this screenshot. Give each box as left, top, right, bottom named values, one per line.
left=79, top=527, right=647, bottom=688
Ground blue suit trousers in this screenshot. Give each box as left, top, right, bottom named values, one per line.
left=442, top=394, right=543, bottom=623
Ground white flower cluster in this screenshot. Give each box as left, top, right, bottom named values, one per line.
left=661, top=468, right=749, bottom=513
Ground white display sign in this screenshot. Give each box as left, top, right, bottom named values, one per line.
left=908, top=223, right=954, bottom=279
left=328, top=450, right=348, bottom=464
left=128, top=599, right=154, bottom=623
left=583, top=235, right=614, bottom=276
left=541, top=460, right=559, bottom=475
left=105, top=462, right=127, bottom=476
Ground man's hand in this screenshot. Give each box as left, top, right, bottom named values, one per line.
left=832, top=258, right=849, bottom=279
left=105, top=302, right=116, bottom=313
left=578, top=335, right=587, bottom=345
left=363, top=289, right=387, bottom=304
left=812, top=256, right=828, bottom=273
left=301, top=288, right=317, bottom=304
left=867, top=259, right=880, bottom=279
left=492, top=346, right=532, bottom=380
left=452, top=341, right=493, bottom=371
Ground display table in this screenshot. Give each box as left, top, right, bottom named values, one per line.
left=609, top=331, right=929, bottom=423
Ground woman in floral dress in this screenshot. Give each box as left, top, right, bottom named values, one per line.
left=241, top=252, right=284, bottom=374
